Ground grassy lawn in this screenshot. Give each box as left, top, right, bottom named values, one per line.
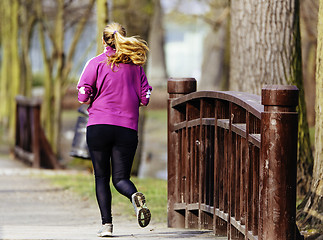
left=44, top=172, right=167, bottom=223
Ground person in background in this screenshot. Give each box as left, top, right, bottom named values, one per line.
left=77, top=22, right=152, bottom=237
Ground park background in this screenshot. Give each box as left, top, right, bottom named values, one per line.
left=0, top=0, right=322, bottom=238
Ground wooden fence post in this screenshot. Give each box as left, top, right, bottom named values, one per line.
left=167, top=78, right=197, bottom=228
left=260, top=85, right=299, bottom=240
left=15, top=96, right=61, bottom=169
left=31, top=101, right=41, bottom=168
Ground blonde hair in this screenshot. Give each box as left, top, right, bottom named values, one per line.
left=103, top=22, right=149, bottom=69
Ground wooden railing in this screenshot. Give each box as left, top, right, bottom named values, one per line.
left=15, top=96, right=61, bottom=169
left=167, top=78, right=299, bottom=240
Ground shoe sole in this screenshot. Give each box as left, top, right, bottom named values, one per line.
left=138, top=207, right=151, bottom=227
left=97, top=232, right=112, bottom=237
left=133, top=193, right=151, bottom=228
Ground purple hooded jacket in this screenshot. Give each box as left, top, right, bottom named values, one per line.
left=77, top=46, right=152, bottom=131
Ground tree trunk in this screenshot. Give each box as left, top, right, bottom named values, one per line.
left=147, top=0, right=167, bottom=87
left=297, top=0, right=323, bottom=229
left=0, top=0, right=20, bottom=144
left=200, top=4, right=230, bottom=91
left=230, top=0, right=313, bottom=196
left=20, top=0, right=36, bottom=98
left=0, top=1, right=11, bottom=129
left=230, top=0, right=299, bottom=92
left=96, top=0, right=108, bottom=54
left=52, top=0, right=65, bottom=155
left=131, top=107, right=146, bottom=176
left=300, top=0, right=318, bottom=127
left=200, top=19, right=229, bottom=91
left=9, top=0, right=20, bottom=144
left=36, top=0, right=55, bottom=146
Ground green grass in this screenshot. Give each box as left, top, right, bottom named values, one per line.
left=146, top=109, right=167, bottom=122
left=67, top=158, right=93, bottom=171
left=43, top=173, right=167, bottom=223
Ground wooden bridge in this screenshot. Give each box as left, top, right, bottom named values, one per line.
left=167, top=78, right=300, bottom=240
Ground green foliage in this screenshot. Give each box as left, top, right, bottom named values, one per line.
left=32, top=72, right=45, bottom=87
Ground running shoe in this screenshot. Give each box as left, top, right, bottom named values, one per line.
left=97, top=223, right=113, bottom=237
left=131, top=192, right=151, bottom=227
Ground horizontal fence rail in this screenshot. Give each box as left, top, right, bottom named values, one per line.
left=167, top=78, right=299, bottom=240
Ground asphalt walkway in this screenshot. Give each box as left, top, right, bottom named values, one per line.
left=0, top=154, right=226, bottom=240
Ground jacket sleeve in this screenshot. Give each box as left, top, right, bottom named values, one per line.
left=139, top=66, right=152, bottom=106
left=77, top=60, right=96, bottom=103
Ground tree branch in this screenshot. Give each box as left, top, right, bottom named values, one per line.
left=63, top=0, right=95, bottom=81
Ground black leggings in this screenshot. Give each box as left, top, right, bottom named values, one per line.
left=86, top=124, right=138, bottom=224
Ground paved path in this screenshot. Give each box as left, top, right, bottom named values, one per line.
left=0, top=154, right=226, bottom=240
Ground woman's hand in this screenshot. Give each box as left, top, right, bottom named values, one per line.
left=78, top=99, right=91, bottom=104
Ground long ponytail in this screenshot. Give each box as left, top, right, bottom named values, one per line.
left=103, top=22, right=149, bottom=69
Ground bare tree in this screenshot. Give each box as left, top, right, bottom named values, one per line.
left=36, top=0, right=95, bottom=155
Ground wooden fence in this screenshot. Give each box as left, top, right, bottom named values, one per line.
left=15, top=96, right=61, bottom=169
left=167, top=78, right=300, bottom=240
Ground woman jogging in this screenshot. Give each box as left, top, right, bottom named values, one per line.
left=77, top=22, right=152, bottom=237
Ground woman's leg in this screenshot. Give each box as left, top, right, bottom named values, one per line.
left=111, top=126, right=138, bottom=199
left=110, top=125, right=151, bottom=227
left=87, top=125, right=113, bottom=224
